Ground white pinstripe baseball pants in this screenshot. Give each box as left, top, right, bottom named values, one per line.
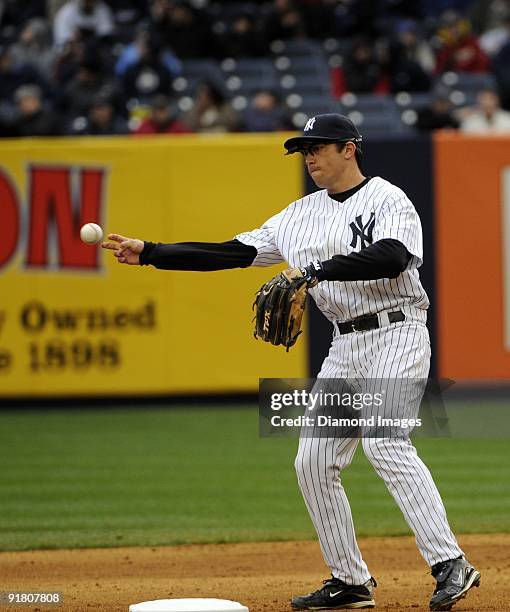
left=295, top=314, right=463, bottom=584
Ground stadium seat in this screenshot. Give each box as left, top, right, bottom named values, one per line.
left=288, top=93, right=335, bottom=111
left=343, top=109, right=405, bottom=135
left=182, top=60, right=223, bottom=80
left=273, top=54, right=329, bottom=76
left=209, top=1, right=259, bottom=19
left=225, top=74, right=279, bottom=95
left=394, top=92, right=433, bottom=110
left=270, top=39, right=324, bottom=57
left=439, top=72, right=497, bottom=92
left=221, top=58, right=276, bottom=77
left=281, top=74, right=331, bottom=95
left=339, top=94, right=397, bottom=114
left=299, top=103, right=337, bottom=118
left=180, top=60, right=225, bottom=92
left=173, top=76, right=202, bottom=96
left=322, top=38, right=352, bottom=55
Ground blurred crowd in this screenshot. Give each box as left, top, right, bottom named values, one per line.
left=1, top=0, right=510, bottom=137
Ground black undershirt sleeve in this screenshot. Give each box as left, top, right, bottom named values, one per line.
left=139, top=237, right=410, bottom=281
left=139, top=239, right=257, bottom=271
left=313, top=239, right=411, bottom=282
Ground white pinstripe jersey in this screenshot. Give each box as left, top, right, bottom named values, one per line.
left=235, top=176, right=429, bottom=323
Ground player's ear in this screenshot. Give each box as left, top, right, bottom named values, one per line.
left=344, top=142, right=356, bottom=160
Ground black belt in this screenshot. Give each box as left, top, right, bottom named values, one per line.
left=337, top=310, right=405, bottom=335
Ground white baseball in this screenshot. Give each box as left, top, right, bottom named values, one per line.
left=80, top=223, right=104, bottom=245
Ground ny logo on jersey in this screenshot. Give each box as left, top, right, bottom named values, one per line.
left=349, top=212, right=376, bottom=249
left=304, top=117, right=316, bottom=131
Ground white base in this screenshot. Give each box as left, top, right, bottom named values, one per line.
left=129, top=599, right=249, bottom=612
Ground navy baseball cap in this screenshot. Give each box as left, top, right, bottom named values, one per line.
left=284, top=113, right=362, bottom=154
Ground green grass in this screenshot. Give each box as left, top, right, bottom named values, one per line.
left=0, top=405, right=508, bottom=551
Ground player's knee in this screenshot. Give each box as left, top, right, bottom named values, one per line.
left=294, top=442, right=352, bottom=482
left=361, top=437, right=388, bottom=466
left=294, top=448, right=314, bottom=481
left=362, top=437, right=410, bottom=472
left=294, top=445, right=327, bottom=482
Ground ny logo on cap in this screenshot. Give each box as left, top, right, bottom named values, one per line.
left=304, top=117, right=316, bottom=131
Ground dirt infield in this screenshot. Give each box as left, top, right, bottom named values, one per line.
left=0, top=534, right=508, bottom=611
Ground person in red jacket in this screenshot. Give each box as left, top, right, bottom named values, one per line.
left=134, top=94, right=191, bottom=135
left=435, top=10, right=490, bottom=73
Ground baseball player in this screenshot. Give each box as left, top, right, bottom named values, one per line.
left=102, top=114, right=480, bottom=610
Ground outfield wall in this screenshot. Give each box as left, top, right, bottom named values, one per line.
left=0, top=135, right=306, bottom=397
left=1, top=133, right=509, bottom=398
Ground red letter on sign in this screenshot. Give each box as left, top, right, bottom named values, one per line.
left=27, top=166, right=106, bottom=268
left=0, top=170, right=19, bottom=269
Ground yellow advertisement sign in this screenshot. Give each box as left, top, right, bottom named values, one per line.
left=0, top=134, right=306, bottom=397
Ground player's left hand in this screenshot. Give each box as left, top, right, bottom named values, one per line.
left=253, top=269, right=309, bottom=350
left=282, top=267, right=304, bottom=281
left=283, top=266, right=319, bottom=287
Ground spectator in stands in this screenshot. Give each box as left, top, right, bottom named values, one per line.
left=331, top=0, right=382, bottom=39
left=60, top=55, right=117, bottom=118
left=134, top=94, right=190, bottom=134
left=115, top=25, right=181, bottom=78
left=479, top=14, right=510, bottom=57
left=387, top=21, right=432, bottom=93
left=69, top=95, right=128, bottom=135
left=0, top=0, right=47, bottom=36
left=300, top=1, right=336, bottom=39
left=422, top=0, right=475, bottom=18
left=416, top=91, right=460, bottom=131
left=469, top=0, right=510, bottom=35
left=106, top=0, right=148, bottom=43
left=54, top=0, right=114, bottom=49
left=493, top=30, right=510, bottom=108
left=10, top=84, right=60, bottom=136
left=344, top=39, right=384, bottom=93
left=0, top=45, right=50, bottom=104
left=382, top=0, right=424, bottom=20
left=264, top=0, right=306, bottom=42
left=9, top=19, right=56, bottom=80
left=53, top=36, right=81, bottom=84
left=241, top=89, right=293, bottom=132
left=182, top=81, right=238, bottom=133
left=121, top=38, right=175, bottom=103
left=47, top=1, right=68, bottom=21
left=460, top=88, right=510, bottom=132
left=149, top=0, right=211, bottom=59
left=435, top=10, right=490, bottom=74
left=217, top=13, right=265, bottom=59
left=394, top=20, right=435, bottom=74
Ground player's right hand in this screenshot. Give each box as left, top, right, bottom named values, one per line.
left=101, top=233, right=144, bottom=265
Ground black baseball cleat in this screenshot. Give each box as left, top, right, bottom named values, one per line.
left=429, top=557, right=481, bottom=610
left=291, top=575, right=376, bottom=610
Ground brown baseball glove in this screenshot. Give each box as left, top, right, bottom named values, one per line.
left=253, top=268, right=311, bottom=351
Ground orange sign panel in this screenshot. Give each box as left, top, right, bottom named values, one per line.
left=435, top=132, right=510, bottom=379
